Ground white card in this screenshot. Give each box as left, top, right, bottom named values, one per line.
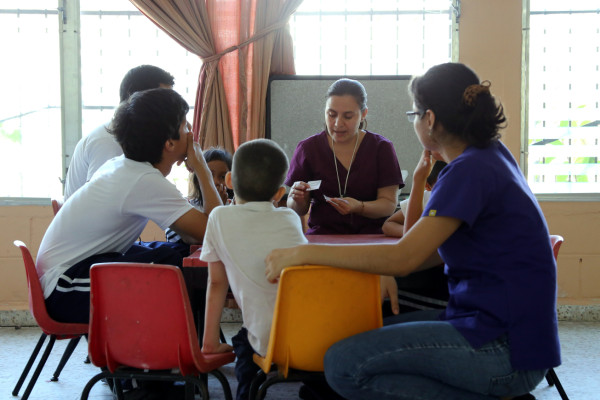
left=323, top=194, right=332, bottom=201
left=307, top=180, right=321, bottom=191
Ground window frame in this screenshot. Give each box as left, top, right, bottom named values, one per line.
left=521, top=0, right=600, bottom=202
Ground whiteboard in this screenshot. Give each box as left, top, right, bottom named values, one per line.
left=266, top=75, right=422, bottom=194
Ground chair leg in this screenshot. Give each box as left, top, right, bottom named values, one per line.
left=21, top=334, right=57, bottom=400
left=186, top=375, right=209, bottom=400
left=547, top=368, right=569, bottom=400
left=51, top=336, right=82, bottom=381
left=12, top=333, right=47, bottom=396
left=81, top=370, right=111, bottom=400
left=210, top=369, right=234, bottom=400
left=545, top=369, right=555, bottom=386
left=83, top=334, right=91, bottom=363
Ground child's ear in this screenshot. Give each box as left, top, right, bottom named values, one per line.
left=225, top=171, right=233, bottom=189
left=272, top=186, right=286, bottom=203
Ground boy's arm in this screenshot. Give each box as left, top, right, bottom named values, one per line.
left=202, top=260, right=234, bottom=353
left=382, top=208, right=405, bottom=237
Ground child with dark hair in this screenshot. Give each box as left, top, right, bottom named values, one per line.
left=200, top=139, right=307, bottom=400
left=64, top=65, right=175, bottom=199
left=166, top=147, right=233, bottom=244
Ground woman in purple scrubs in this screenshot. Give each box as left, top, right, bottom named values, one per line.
left=267, top=63, right=560, bottom=400
left=285, top=78, right=404, bottom=234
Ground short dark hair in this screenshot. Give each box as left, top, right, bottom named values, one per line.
left=409, top=63, right=506, bottom=148
left=232, top=139, right=288, bottom=202
left=110, top=88, right=189, bottom=164
left=326, top=78, right=368, bottom=112
left=119, top=65, right=175, bottom=102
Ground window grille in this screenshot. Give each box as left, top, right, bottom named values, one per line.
left=527, top=1, right=600, bottom=196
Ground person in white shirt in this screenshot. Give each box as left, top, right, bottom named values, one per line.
left=37, top=88, right=222, bottom=324
left=200, top=139, right=307, bottom=400
left=63, top=65, right=175, bottom=199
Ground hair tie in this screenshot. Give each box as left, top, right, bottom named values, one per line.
left=463, top=80, right=491, bottom=107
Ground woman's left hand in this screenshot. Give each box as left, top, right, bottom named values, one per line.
left=327, top=196, right=361, bottom=215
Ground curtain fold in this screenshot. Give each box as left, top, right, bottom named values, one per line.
left=129, top=0, right=302, bottom=152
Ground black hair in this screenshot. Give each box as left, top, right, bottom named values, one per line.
left=188, top=147, right=233, bottom=205
left=119, top=65, right=175, bottom=102
left=110, top=88, right=189, bottom=164
left=409, top=63, right=506, bottom=148
left=232, top=139, right=288, bottom=202
left=427, top=160, right=448, bottom=187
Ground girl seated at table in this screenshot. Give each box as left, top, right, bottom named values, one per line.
left=166, top=147, right=233, bottom=244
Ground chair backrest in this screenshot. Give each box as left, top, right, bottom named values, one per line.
left=255, top=265, right=383, bottom=378
left=13, top=240, right=87, bottom=334
left=89, top=263, right=219, bottom=375
left=550, top=234, right=564, bottom=261
left=51, top=198, right=63, bottom=216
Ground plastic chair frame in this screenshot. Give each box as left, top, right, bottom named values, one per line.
left=544, top=234, right=569, bottom=400
left=81, top=262, right=235, bottom=400
left=248, top=265, right=383, bottom=400
left=12, top=241, right=89, bottom=400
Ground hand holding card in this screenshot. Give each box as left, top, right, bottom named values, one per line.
left=307, top=180, right=322, bottom=191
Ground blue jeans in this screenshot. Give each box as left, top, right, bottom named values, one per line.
left=324, top=310, right=547, bottom=400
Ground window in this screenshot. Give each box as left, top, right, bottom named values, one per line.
left=290, top=0, right=456, bottom=76
left=0, top=2, right=62, bottom=199
left=79, top=0, right=201, bottom=193
left=1, top=0, right=456, bottom=202
left=526, top=0, right=600, bottom=197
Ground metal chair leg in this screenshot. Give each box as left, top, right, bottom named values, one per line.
left=547, top=368, right=569, bottom=400
left=22, top=335, right=57, bottom=400
left=13, top=333, right=47, bottom=396
left=51, top=336, right=82, bottom=381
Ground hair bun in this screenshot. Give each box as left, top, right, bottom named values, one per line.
left=463, top=80, right=491, bottom=107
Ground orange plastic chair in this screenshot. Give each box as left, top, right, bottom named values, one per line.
left=545, top=235, right=569, bottom=400
left=249, top=265, right=383, bottom=399
left=12, top=241, right=89, bottom=400
left=81, top=263, right=236, bottom=400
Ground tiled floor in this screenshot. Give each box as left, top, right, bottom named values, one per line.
left=1, top=321, right=598, bottom=399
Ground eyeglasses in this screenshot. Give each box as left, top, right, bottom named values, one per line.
left=406, top=111, right=423, bottom=123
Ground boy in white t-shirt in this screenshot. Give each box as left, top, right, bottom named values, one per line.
left=200, top=139, right=307, bottom=400
left=37, top=88, right=222, bottom=324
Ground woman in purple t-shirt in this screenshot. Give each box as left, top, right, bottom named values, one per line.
left=267, top=64, right=560, bottom=400
left=285, top=78, right=404, bottom=234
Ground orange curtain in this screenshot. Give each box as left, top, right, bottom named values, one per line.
left=129, top=0, right=302, bottom=151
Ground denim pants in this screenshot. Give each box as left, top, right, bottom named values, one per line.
left=324, top=310, right=547, bottom=400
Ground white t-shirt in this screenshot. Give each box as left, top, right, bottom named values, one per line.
left=200, top=202, right=307, bottom=356
left=37, top=155, right=193, bottom=298
left=64, top=122, right=123, bottom=200
left=399, top=190, right=432, bottom=217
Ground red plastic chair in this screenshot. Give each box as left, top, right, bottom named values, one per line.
left=12, top=241, right=89, bottom=400
left=545, top=235, right=569, bottom=400
left=81, top=262, right=235, bottom=400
